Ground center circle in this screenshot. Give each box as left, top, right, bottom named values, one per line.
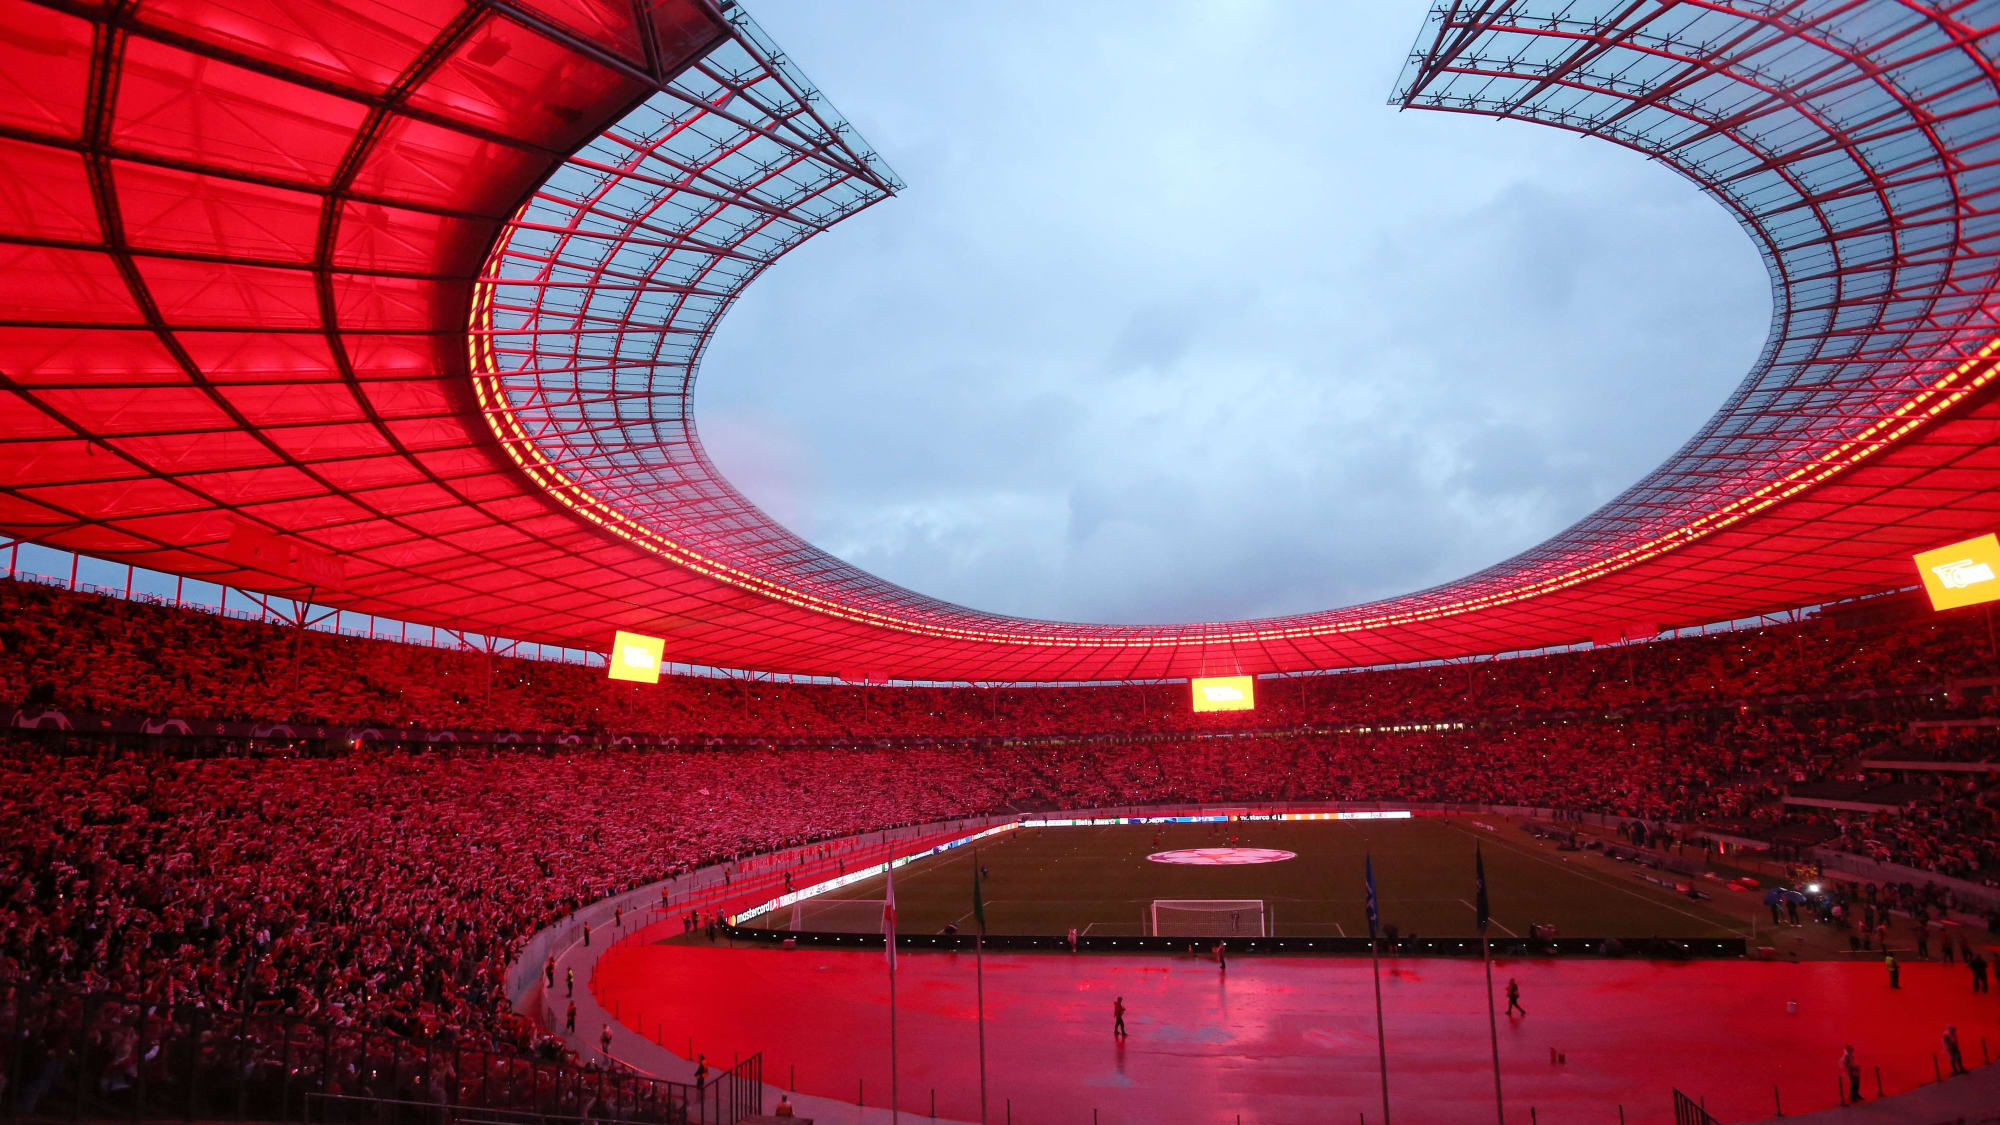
left=1146, top=847, right=1297, bottom=866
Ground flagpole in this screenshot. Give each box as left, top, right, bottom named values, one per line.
left=973, top=849, right=989, bottom=1125
left=1474, top=843, right=1502, bottom=1124
left=1364, top=854, right=1390, bottom=1125
left=1483, top=935, right=1503, bottom=1125
left=886, top=861, right=900, bottom=1125
left=976, top=932, right=988, bottom=1125
left=890, top=953, right=900, bottom=1125
left=1370, top=930, right=1391, bottom=1125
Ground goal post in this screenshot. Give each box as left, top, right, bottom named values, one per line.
left=1149, top=899, right=1267, bottom=938
left=783, top=896, right=889, bottom=934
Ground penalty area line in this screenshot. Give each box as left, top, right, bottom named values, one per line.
left=1460, top=900, right=1517, bottom=937
left=1451, top=822, right=1750, bottom=940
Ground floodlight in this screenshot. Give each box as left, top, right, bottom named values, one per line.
left=606, top=630, right=666, bottom=683
left=1914, top=533, right=2000, bottom=611
left=1190, top=675, right=1255, bottom=712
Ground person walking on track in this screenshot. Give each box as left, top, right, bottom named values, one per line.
left=1113, top=996, right=1128, bottom=1038
left=1505, top=978, right=1527, bottom=1017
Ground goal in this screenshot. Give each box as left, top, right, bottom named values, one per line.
left=787, top=896, right=890, bottom=934
left=1149, top=899, right=1268, bottom=938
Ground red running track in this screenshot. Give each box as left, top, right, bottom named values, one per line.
left=595, top=942, right=2000, bottom=1124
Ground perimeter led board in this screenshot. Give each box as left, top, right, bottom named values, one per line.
left=1190, top=675, right=1256, bottom=712
left=607, top=631, right=667, bottom=683
left=1915, top=534, right=2000, bottom=611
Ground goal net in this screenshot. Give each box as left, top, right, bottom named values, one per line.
left=784, top=896, right=889, bottom=934
left=1149, top=899, right=1267, bottom=938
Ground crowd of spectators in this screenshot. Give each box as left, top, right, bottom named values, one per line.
left=2, top=577, right=1992, bottom=741
left=0, top=711, right=1982, bottom=1051
left=0, top=742, right=1018, bottom=1045
left=1763, top=761, right=2000, bottom=885
left=1825, top=791, right=2000, bottom=883
left=3, top=574, right=2000, bottom=1117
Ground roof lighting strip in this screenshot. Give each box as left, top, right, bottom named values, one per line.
left=472, top=231, right=2000, bottom=648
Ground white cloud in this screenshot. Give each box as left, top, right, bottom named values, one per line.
left=696, top=0, right=1769, bottom=624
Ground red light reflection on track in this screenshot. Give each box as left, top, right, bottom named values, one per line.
left=598, top=944, right=2000, bottom=1123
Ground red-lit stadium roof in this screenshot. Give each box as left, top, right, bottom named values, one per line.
left=2, top=0, right=1998, bottom=682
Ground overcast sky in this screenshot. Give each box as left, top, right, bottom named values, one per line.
left=696, top=0, right=1770, bottom=627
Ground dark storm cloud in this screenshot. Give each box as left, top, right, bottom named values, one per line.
left=695, top=0, right=1769, bottom=626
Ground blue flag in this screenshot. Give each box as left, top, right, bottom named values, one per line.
left=1474, top=844, right=1490, bottom=936
left=972, top=852, right=986, bottom=934
left=1364, top=854, right=1379, bottom=940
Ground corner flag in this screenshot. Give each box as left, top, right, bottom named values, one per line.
left=884, top=861, right=898, bottom=969
left=1364, top=854, right=1380, bottom=940
left=1474, top=844, right=1490, bottom=936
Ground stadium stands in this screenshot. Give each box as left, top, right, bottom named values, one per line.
left=0, top=740, right=1009, bottom=1046
left=3, top=576, right=1994, bottom=739
left=5, top=0, right=1998, bottom=1116
left=4, top=574, right=1999, bottom=1115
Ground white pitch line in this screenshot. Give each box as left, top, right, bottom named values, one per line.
left=1455, top=822, right=1751, bottom=939
left=1460, top=899, right=1517, bottom=937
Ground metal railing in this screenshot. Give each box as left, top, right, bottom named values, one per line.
left=302, top=1058, right=760, bottom=1125
left=1672, top=1089, right=1719, bottom=1125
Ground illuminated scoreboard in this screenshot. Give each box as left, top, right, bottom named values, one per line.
left=1914, top=533, right=2000, bottom=611
left=606, top=630, right=666, bottom=683
left=1190, top=675, right=1255, bottom=712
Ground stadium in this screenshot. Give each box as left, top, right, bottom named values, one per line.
left=3, top=0, right=2000, bottom=1122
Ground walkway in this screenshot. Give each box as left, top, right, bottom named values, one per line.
left=596, top=941, right=2000, bottom=1125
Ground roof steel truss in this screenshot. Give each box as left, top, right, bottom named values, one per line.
left=2, top=0, right=1998, bottom=682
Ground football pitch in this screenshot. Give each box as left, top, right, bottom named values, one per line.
left=746, top=817, right=1748, bottom=940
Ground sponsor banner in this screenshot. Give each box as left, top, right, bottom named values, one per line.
left=1025, top=810, right=1412, bottom=827
left=733, top=821, right=1020, bottom=924
left=732, top=809, right=1418, bottom=922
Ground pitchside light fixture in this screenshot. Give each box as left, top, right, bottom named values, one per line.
left=1190, top=675, right=1256, bottom=712
left=1914, top=533, right=2000, bottom=611
left=606, top=630, right=667, bottom=683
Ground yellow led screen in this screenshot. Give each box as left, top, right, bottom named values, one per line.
left=606, top=630, right=666, bottom=683
left=1190, top=675, right=1256, bottom=712
left=1915, top=533, right=2000, bottom=611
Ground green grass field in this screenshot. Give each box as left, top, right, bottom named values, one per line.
left=746, top=817, right=1747, bottom=939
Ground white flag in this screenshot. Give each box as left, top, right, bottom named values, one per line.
left=883, top=861, right=898, bottom=970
